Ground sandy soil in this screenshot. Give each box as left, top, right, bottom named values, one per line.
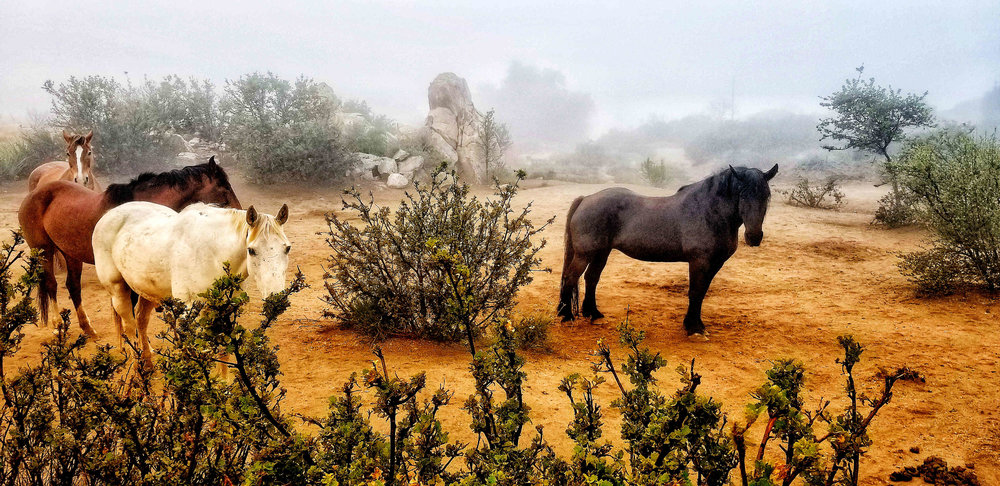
left=1, top=170, right=997, bottom=485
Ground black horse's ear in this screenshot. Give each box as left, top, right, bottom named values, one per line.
left=276, top=203, right=288, bottom=225
left=764, top=163, right=779, bottom=181
left=246, top=206, right=258, bottom=226
left=729, top=165, right=745, bottom=182
left=208, top=155, right=217, bottom=166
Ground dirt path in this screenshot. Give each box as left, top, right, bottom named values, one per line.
left=1, top=172, right=997, bottom=485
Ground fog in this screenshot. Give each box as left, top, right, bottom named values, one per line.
left=2, top=0, right=998, bottom=161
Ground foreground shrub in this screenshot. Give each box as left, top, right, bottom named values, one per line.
left=43, top=75, right=176, bottom=173
left=893, top=131, right=1000, bottom=293
left=223, top=72, right=355, bottom=184
left=324, top=164, right=551, bottom=345
left=784, top=177, right=845, bottom=209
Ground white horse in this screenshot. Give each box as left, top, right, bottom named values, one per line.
left=92, top=201, right=291, bottom=364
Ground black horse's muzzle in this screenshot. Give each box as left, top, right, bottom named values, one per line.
left=745, top=231, right=763, bottom=247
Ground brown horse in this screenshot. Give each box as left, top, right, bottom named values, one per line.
left=558, top=164, right=777, bottom=338
left=28, top=130, right=99, bottom=191
left=18, top=157, right=241, bottom=337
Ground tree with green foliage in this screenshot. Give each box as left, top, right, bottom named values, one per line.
left=894, top=130, right=1000, bottom=294
left=818, top=66, right=935, bottom=226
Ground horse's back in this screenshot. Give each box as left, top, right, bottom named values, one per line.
left=93, top=202, right=180, bottom=300
left=568, top=186, right=687, bottom=261
left=27, top=161, right=70, bottom=192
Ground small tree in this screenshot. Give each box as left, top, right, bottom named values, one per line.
left=784, top=177, right=845, bottom=209
left=894, top=130, right=1000, bottom=293
left=324, top=163, right=551, bottom=347
left=818, top=66, right=935, bottom=226
left=477, top=108, right=512, bottom=181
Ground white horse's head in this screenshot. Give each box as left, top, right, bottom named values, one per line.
left=244, top=204, right=291, bottom=297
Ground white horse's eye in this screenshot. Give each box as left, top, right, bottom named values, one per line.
left=248, top=248, right=257, bottom=256
left=284, top=246, right=290, bottom=254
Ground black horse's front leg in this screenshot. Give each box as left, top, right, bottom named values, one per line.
left=684, top=257, right=723, bottom=337
left=580, top=250, right=610, bottom=319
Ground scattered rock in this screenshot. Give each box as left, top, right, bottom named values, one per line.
left=188, top=137, right=201, bottom=145
left=376, top=157, right=398, bottom=177
left=890, top=456, right=980, bottom=485
left=392, top=149, right=410, bottom=161
left=397, top=155, right=425, bottom=175
left=386, top=173, right=408, bottom=188
left=910, top=446, right=921, bottom=454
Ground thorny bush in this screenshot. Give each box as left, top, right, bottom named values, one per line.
left=323, top=163, right=552, bottom=347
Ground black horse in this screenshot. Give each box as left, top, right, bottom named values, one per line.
left=557, top=164, right=778, bottom=337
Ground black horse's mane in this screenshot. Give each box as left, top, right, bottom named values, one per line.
left=104, top=160, right=232, bottom=205
left=676, top=166, right=769, bottom=200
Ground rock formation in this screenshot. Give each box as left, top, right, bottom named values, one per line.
left=421, top=73, right=487, bottom=183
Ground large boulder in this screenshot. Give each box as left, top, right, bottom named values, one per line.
left=424, top=73, right=487, bottom=183
left=397, top=155, right=425, bottom=175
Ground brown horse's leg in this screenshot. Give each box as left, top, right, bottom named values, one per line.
left=684, top=257, right=723, bottom=337
left=135, top=297, right=156, bottom=369
left=65, top=257, right=97, bottom=338
left=581, top=249, right=611, bottom=319
left=558, top=253, right=589, bottom=321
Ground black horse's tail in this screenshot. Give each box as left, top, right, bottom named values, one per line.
left=560, top=197, right=584, bottom=315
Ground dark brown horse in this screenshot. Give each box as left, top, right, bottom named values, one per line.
left=19, top=157, right=241, bottom=337
left=558, top=164, right=778, bottom=337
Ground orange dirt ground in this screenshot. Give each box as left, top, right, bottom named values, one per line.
left=1, top=173, right=997, bottom=485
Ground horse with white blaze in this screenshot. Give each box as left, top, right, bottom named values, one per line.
left=92, top=202, right=291, bottom=365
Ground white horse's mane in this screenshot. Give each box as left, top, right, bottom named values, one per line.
left=181, top=203, right=286, bottom=244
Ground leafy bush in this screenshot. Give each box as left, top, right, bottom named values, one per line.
left=324, top=164, right=551, bottom=346
left=893, top=131, right=1000, bottom=293
left=340, top=98, right=400, bottom=157
left=0, top=121, right=63, bottom=181
left=146, top=75, right=223, bottom=140
left=43, top=76, right=176, bottom=174
left=639, top=157, right=671, bottom=187
left=783, top=177, right=845, bottom=209
left=222, top=72, right=356, bottom=184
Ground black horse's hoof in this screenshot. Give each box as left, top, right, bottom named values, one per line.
left=687, top=332, right=710, bottom=342
left=581, top=308, right=604, bottom=320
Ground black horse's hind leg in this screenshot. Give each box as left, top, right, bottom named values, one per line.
left=581, top=249, right=610, bottom=319
left=683, top=257, right=724, bottom=336
left=558, top=253, right=589, bottom=321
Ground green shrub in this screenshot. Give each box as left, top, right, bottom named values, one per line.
left=341, top=99, right=400, bottom=157
left=146, top=75, right=223, bottom=140
left=784, top=177, right=845, bottom=209
left=0, top=120, right=63, bottom=181
left=43, top=75, right=176, bottom=174
left=639, top=157, right=671, bottom=187
left=509, top=311, right=552, bottom=350
left=323, top=164, right=551, bottom=346
left=893, top=131, right=1000, bottom=292
left=223, top=72, right=355, bottom=184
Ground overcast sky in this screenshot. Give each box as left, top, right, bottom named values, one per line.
left=2, top=0, right=998, bottom=137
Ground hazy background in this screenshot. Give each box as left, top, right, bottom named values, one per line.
left=3, top=0, right=999, bottom=156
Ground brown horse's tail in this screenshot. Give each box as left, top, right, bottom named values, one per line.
left=560, top=196, right=584, bottom=315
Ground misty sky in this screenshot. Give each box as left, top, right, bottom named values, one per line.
left=2, top=0, right=998, bottom=138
